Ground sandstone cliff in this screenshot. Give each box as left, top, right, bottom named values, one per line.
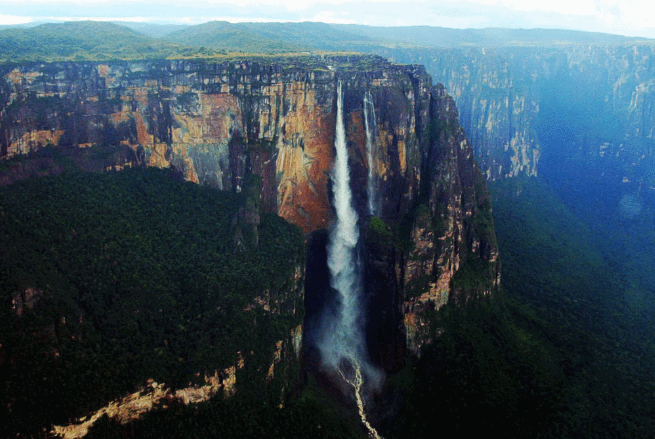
left=382, top=45, right=655, bottom=191
left=0, top=54, right=498, bottom=366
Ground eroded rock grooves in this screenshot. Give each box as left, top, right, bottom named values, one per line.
left=0, top=54, right=498, bottom=352
left=363, top=90, right=379, bottom=217
left=384, top=45, right=655, bottom=186
left=318, top=81, right=365, bottom=370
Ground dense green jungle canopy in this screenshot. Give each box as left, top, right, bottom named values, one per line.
left=1, top=165, right=653, bottom=438
left=0, top=167, right=305, bottom=437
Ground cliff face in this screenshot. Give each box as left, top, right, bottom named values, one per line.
left=399, top=85, right=499, bottom=355
left=383, top=45, right=655, bottom=190
left=0, top=58, right=336, bottom=233
left=0, top=55, right=498, bottom=364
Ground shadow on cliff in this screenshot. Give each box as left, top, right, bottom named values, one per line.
left=302, top=225, right=408, bottom=436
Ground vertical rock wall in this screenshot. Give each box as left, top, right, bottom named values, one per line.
left=383, top=45, right=655, bottom=191
left=0, top=55, right=499, bottom=363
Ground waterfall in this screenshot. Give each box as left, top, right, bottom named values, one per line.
left=317, top=81, right=382, bottom=439
left=363, top=91, right=379, bottom=217
left=318, top=80, right=364, bottom=370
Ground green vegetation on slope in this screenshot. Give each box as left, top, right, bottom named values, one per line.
left=489, top=177, right=655, bottom=438
left=84, top=368, right=367, bottom=439
left=2, top=21, right=650, bottom=63
left=0, top=167, right=304, bottom=437
left=162, top=21, right=311, bottom=54
left=0, top=21, right=224, bottom=63
left=383, top=177, right=655, bottom=439
left=387, top=297, right=568, bottom=438
left=163, top=21, right=383, bottom=54
left=85, top=398, right=363, bottom=439
left=163, top=22, right=652, bottom=53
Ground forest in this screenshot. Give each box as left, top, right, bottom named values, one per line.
left=2, top=166, right=652, bottom=438
left=0, top=167, right=305, bottom=437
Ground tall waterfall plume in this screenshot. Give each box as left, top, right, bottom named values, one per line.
left=317, top=81, right=382, bottom=439
left=318, top=80, right=363, bottom=370
left=363, top=91, right=379, bottom=217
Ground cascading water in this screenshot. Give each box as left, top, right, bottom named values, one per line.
left=317, top=81, right=382, bottom=439
left=319, top=80, right=363, bottom=371
left=363, top=91, right=379, bottom=217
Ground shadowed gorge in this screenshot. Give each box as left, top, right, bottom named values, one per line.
left=382, top=42, right=655, bottom=436
left=315, top=82, right=381, bottom=438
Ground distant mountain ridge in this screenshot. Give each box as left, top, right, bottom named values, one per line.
left=1, top=20, right=652, bottom=63
left=155, top=21, right=655, bottom=51
left=0, top=21, right=217, bottom=62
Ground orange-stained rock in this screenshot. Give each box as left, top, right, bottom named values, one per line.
left=7, top=130, right=65, bottom=158
left=97, top=64, right=110, bottom=79
left=135, top=112, right=151, bottom=147
left=0, top=58, right=500, bottom=363
left=148, top=143, right=170, bottom=168
left=269, top=82, right=335, bottom=232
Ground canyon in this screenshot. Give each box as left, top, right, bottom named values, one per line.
left=0, top=54, right=498, bottom=436
left=3, top=21, right=655, bottom=437
left=379, top=44, right=655, bottom=196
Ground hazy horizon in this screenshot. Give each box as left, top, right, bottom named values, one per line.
left=3, top=0, right=655, bottom=40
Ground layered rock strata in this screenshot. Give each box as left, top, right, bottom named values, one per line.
left=382, top=45, right=655, bottom=190
left=0, top=55, right=498, bottom=362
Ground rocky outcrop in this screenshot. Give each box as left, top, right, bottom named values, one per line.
left=0, top=55, right=498, bottom=364
left=1, top=57, right=359, bottom=233
left=380, top=47, right=546, bottom=180
left=381, top=45, right=655, bottom=191
left=52, top=371, right=240, bottom=439
left=395, top=85, right=499, bottom=356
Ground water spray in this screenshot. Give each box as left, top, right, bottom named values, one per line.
left=316, top=80, right=383, bottom=439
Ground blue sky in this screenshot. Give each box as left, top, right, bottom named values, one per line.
left=2, top=0, right=655, bottom=39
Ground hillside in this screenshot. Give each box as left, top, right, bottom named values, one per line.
left=0, top=21, right=221, bottom=62
left=0, top=167, right=306, bottom=437
left=163, top=22, right=649, bottom=52
left=0, top=21, right=650, bottom=63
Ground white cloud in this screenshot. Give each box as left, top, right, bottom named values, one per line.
left=595, top=0, right=655, bottom=32
left=309, top=10, right=357, bottom=24
left=445, top=0, right=655, bottom=23
left=0, top=0, right=360, bottom=9
left=3, top=0, right=655, bottom=38
left=44, top=16, right=155, bottom=22
left=463, top=0, right=598, bottom=16
left=0, top=14, right=33, bottom=25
